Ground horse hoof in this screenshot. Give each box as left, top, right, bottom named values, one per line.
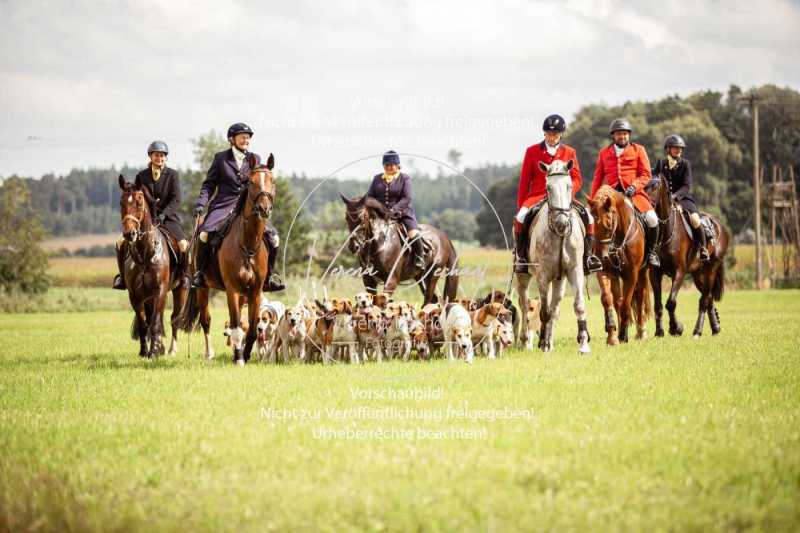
left=711, top=328, right=721, bottom=336
left=607, top=337, right=619, bottom=346
left=578, top=344, right=591, bottom=355
left=236, top=359, right=246, bottom=367
left=655, top=329, right=664, bottom=338
left=206, top=352, right=215, bottom=360
left=693, top=333, right=701, bottom=339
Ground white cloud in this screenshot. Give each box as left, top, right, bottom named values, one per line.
left=0, top=0, right=798, bottom=178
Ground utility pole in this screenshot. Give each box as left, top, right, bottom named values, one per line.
left=749, top=95, right=763, bottom=289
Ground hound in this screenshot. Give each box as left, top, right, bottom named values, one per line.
left=441, top=302, right=474, bottom=363
left=271, top=304, right=307, bottom=363
left=470, top=302, right=506, bottom=359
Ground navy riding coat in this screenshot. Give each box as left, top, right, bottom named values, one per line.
left=195, top=149, right=261, bottom=233
left=366, top=172, right=418, bottom=230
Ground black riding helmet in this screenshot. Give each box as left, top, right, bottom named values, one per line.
left=664, top=134, right=686, bottom=151
left=608, top=118, right=632, bottom=134
left=227, top=122, right=254, bottom=139
left=147, top=140, right=169, bottom=155
left=543, top=114, right=566, bottom=133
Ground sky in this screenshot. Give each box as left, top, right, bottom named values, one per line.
left=1, top=0, right=799, bottom=180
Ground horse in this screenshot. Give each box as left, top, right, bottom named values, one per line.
left=339, top=194, right=459, bottom=305
left=178, top=154, right=276, bottom=365
left=117, top=175, right=187, bottom=358
left=588, top=185, right=652, bottom=345
left=515, top=160, right=590, bottom=353
left=648, top=174, right=730, bottom=337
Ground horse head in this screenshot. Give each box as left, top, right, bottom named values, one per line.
left=588, top=185, right=621, bottom=263
left=118, top=175, right=152, bottom=242
left=340, top=193, right=388, bottom=253
left=539, top=159, right=574, bottom=235
left=247, top=153, right=275, bottom=220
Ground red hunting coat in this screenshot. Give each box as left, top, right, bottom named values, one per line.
left=517, top=141, right=583, bottom=209
left=590, top=143, right=653, bottom=212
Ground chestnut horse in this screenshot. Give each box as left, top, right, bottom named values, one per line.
left=178, top=154, right=276, bottom=365
left=118, top=176, right=187, bottom=358
left=588, top=185, right=652, bottom=344
left=649, top=174, right=730, bottom=337
left=339, top=194, right=459, bottom=305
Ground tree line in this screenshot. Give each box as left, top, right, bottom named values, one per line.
left=1, top=84, right=798, bottom=292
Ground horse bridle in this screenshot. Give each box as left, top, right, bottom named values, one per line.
left=545, top=172, right=574, bottom=238
left=596, top=197, right=636, bottom=269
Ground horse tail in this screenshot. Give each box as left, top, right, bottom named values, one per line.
left=713, top=262, right=725, bottom=302
left=177, top=288, right=201, bottom=332
left=443, top=237, right=459, bottom=303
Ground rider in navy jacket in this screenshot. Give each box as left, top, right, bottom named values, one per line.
left=366, top=150, right=427, bottom=269
left=191, top=123, right=285, bottom=291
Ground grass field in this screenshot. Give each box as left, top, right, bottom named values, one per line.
left=1, top=289, right=798, bottom=531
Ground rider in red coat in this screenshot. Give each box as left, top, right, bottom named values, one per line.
left=514, top=114, right=602, bottom=274
left=590, top=118, right=660, bottom=267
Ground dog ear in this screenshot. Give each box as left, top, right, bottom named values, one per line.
left=315, top=299, right=326, bottom=311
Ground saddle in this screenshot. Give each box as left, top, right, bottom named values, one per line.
left=675, top=207, right=717, bottom=245
left=207, top=189, right=249, bottom=252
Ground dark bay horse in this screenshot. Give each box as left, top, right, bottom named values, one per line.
left=339, top=194, right=458, bottom=305
left=118, top=176, right=187, bottom=358
left=649, top=174, right=730, bottom=337
left=179, top=154, right=276, bottom=365
left=588, top=185, right=652, bottom=345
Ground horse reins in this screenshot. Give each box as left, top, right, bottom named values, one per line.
left=597, top=198, right=637, bottom=270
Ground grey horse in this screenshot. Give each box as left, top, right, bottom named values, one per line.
left=515, top=159, right=591, bottom=354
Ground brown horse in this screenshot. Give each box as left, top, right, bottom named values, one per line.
left=339, top=194, right=459, bottom=305
left=179, top=154, right=276, bottom=365
left=118, top=175, right=187, bottom=358
left=648, top=174, right=730, bottom=337
left=588, top=185, right=652, bottom=344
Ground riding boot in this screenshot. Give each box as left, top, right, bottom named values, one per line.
left=191, top=240, right=210, bottom=289
left=112, top=241, right=127, bottom=290
left=646, top=225, right=661, bottom=267
left=694, top=225, right=710, bottom=262
left=179, top=250, right=191, bottom=289
left=584, top=234, right=603, bottom=273
left=514, top=230, right=529, bottom=274
left=574, top=203, right=602, bottom=273
left=411, top=236, right=427, bottom=269
left=262, top=226, right=285, bottom=292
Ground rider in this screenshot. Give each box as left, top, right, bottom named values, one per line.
left=653, top=134, right=710, bottom=262
left=366, top=150, right=427, bottom=269
left=113, top=141, right=190, bottom=290
left=591, top=118, right=660, bottom=267
left=190, top=122, right=285, bottom=291
left=514, top=114, right=602, bottom=274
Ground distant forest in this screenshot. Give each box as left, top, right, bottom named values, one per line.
left=3, top=84, right=798, bottom=254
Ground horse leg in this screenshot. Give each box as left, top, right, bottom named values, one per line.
left=242, top=291, right=260, bottom=363
left=633, top=274, right=649, bottom=340
left=651, top=268, right=665, bottom=337
left=225, top=292, right=245, bottom=365
left=149, top=288, right=168, bottom=357
left=666, top=269, right=686, bottom=336
left=537, top=281, right=551, bottom=352
left=708, top=301, right=721, bottom=335
left=423, top=274, right=439, bottom=307
left=515, top=271, right=532, bottom=349
left=194, top=288, right=214, bottom=360
left=545, top=277, right=566, bottom=352
left=569, top=268, right=590, bottom=354
left=618, top=273, right=637, bottom=343
left=693, top=292, right=708, bottom=338
left=597, top=272, right=618, bottom=345
left=362, top=273, right=378, bottom=295
left=132, top=301, right=148, bottom=357
left=168, top=285, right=187, bottom=356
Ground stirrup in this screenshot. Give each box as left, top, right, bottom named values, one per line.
left=648, top=252, right=661, bottom=267
left=264, top=273, right=285, bottom=292
left=585, top=255, right=603, bottom=273
left=699, top=248, right=711, bottom=262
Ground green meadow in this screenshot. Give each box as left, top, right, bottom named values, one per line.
left=1, top=289, right=798, bottom=531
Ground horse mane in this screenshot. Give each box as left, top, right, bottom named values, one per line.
left=362, top=196, right=389, bottom=219
left=593, top=185, right=623, bottom=209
